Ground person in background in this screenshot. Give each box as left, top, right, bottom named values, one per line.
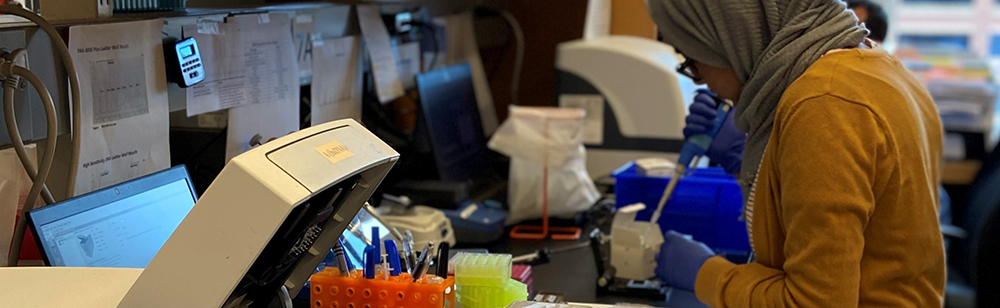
left=847, top=0, right=889, bottom=44
left=647, top=0, right=945, bottom=307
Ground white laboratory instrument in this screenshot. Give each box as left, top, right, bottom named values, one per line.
left=0, top=119, right=399, bottom=308
left=379, top=205, right=457, bottom=251
left=610, top=203, right=664, bottom=281
left=119, top=119, right=398, bottom=307
left=555, top=35, right=697, bottom=179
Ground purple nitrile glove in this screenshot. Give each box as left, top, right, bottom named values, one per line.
left=655, top=230, right=715, bottom=292
left=683, top=89, right=746, bottom=175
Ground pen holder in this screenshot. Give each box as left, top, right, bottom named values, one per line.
left=310, top=268, right=456, bottom=308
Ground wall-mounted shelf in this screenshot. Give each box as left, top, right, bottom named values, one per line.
left=0, top=2, right=346, bottom=30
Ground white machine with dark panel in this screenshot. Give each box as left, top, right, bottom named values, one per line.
left=119, top=119, right=398, bottom=307
left=556, top=35, right=697, bottom=179
left=0, top=119, right=399, bottom=308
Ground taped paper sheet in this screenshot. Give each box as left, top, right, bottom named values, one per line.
left=68, top=19, right=170, bottom=196
left=182, top=14, right=298, bottom=116
left=559, top=94, right=605, bottom=145
left=357, top=4, right=405, bottom=104
left=224, top=15, right=300, bottom=162
left=311, top=36, right=362, bottom=125
left=435, top=12, right=498, bottom=135
left=396, top=41, right=421, bottom=90
left=294, top=14, right=316, bottom=85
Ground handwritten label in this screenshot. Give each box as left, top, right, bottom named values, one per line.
left=294, top=15, right=313, bottom=24
left=314, top=140, right=354, bottom=164
left=198, top=111, right=228, bottom=128
left=197, top=22, right=220, bottom=35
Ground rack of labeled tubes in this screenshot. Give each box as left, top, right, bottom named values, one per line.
left=309, top=227, right=528, bottom=308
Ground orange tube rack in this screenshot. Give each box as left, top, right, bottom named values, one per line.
left=309, top=268, right=456, bottom=308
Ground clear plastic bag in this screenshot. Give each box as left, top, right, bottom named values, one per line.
left=488, top=107, right=600, bottom=225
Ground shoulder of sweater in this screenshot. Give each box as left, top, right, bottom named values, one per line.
left=779, top=50, right=900, bottom=121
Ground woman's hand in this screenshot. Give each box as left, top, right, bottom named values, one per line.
left=655, top=230, right=715, bottom=292
left=684, top=89, right=746, bottom=174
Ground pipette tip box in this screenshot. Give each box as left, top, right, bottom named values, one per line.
left=452, top=253, right=512, bottom=286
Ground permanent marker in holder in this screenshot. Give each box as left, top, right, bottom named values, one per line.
left=412, top=242, right=432, bottom=282
left=384, top=239, right=402, bottom=276
left=435, top=242, right=450, bottom=277
left=338, top=238, right=356, bottom=273
left=364, top=245, right=376, bottom=279
left=333, top=240, right=350, bottom=277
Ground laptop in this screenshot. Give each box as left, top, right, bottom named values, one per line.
left=415, top=62, right=493, bottom=182
left=401, top=62, right=508, bottom=205
left=26, top=165, right=198, bottom=268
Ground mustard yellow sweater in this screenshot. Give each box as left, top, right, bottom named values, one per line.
left=694, top=47, right=946, bottom=307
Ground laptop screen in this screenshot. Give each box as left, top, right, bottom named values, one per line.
left=416, top=62, right=490, bottom=182
left=27, top=166, right=197, bottom=268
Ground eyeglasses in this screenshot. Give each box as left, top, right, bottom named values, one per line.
left=676, top=56, right=702, bottom=82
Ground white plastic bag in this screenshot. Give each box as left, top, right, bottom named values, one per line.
left=488, top=106, right=600, bottom=225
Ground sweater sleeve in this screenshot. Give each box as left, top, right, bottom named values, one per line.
left=694, top=95, right=884, bottom=308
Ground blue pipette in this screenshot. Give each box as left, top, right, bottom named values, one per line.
left=650, top=96, right=733, bottom=223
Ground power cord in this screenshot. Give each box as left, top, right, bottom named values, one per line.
left=475, top=7, right=524, bottom=106
left=497, top=9, right=523, bottom=106
left=278, top=285, right=293, bottom=308
left=409, top=22, right=439, bottom=71
left=1, top=51, right=57, bottom=267
left=0, top=4, right=82, bottom=267
left=1, top=48, right=54, bottom=206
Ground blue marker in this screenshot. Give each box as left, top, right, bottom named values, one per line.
left=384, top=240, right=402, bottom=276
left=372, top=226, right=382, bottom=264
left=364, top=245, right=376, bottom=279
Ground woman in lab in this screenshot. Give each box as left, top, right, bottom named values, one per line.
left=647, top=0, right=946, bottom=307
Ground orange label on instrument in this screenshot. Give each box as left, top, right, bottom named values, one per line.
left=314, top=140, right=354, bottom=164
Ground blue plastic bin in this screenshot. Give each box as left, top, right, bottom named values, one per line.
left=613, top=162, right=751, bottom=256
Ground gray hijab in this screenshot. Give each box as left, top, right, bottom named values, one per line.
left=647, top=0, right=868, bottom=200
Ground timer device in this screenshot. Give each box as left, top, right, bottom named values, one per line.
left=164, top=37, right=205, bottom=88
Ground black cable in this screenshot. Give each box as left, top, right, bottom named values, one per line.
left=474, top=7, right=523, bottom=106
left=301, top=92, right=312, bottom=128
left=182, top=128, right=228, bottom=167
left=410, top=22, right=439, bottom=71
left=485, top=44, right=509, bottom=82
left=360, top=72, right=410, bottom=148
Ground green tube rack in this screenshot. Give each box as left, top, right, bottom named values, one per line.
left=453, top=253, right=527, bottom=308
